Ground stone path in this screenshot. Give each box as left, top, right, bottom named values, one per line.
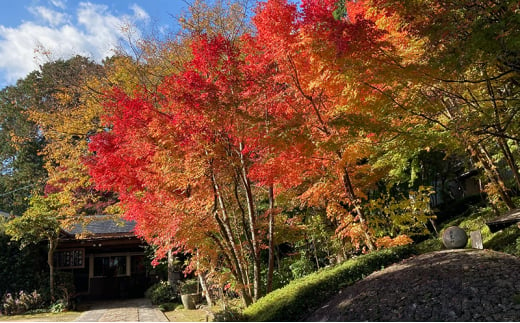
left=307, top=249, right=520, bottom=321
left=74, top=298, right=168, bottom=322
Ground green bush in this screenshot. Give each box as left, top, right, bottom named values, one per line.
left=214, top=305, right=245, bottom=322
left=49, top=300, right=66, bottom=313
left=243, top=245, right=415, bottom=322
left=158, top=302, right=180, bottom=312
left=179, top=278, right=199, bottom=294
left=145, top=281, right=178, bottom=305
left=0, top=232, right=48, bottom=298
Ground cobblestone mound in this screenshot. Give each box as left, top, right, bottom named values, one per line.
left=307, top=249, right=520, bottom=321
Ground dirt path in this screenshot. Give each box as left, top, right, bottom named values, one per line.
left=307, top=249, right=520, bottom=321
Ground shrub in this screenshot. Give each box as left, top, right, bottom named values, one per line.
left=2, top=290, right=44, bottom=315
left=289, top=257, right=315, bottom=279
left=243, top=245, right=415, bottom=322
left=49, top=300, right=66, bottom=313
left=214, top=305, right=245, bottom=322
left=179, top=278, right=199, bottom=294
left=158, top=302, right=179, bottom=312
left=145, top=281, right=178, bottom=305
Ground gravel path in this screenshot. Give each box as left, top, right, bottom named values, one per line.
left=307, top=249, right=520, bottom=321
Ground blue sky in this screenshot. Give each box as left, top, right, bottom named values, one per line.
left=0, top=0, right=189, bottom=88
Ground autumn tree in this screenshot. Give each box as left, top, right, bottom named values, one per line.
left=252, top=0, right=411, bottom=252
left=22, top=56, right=120, bottom=225
left=361, top=0, right=520, bottom=210
left=87, top=29, right=296, bottom=304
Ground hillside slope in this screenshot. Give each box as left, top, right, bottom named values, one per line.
left=306, top=249, right=520, bottom=321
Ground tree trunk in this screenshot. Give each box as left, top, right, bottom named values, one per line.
left=198, top=273, right=213, bottom=307
left=238, top=142, right=261, bottom=301
left=208, top=233, right=253, bottom=307
left=167, top=250, right=180, bottom=292
left=48, top=238, right=57, bottom=301
left=469, top=143, right=515, bottom=210
left=342, top=166, right=375, bottom=251
left=266, top=185, right=275, bottom=294
left=497, top=137, right=520, bottom=190
left=212, top=173, right=253, bottom=304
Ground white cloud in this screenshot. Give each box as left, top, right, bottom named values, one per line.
left=29, top=6, right=70, bottom=26
left=50, top=0, right=67, bottom=10
left=130, top=4, right=150, bottom=23
left=0, top=1, right=149, bottom=87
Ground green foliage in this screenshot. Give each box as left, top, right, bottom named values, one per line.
left=179, top=278, right=199, bottom=294
left=367, top=186, right=436, bottom=238
left=243, top=245, right=415, bottom=322
left=0, top=83, right=47, bottom=216
left=145, top=281, right=178, bottom=305
left=214, top=305, right=245, bottom=322
left=158, top=302, right=180, bottom=312
left=261, top=255, right=317, bottom=295
left=414, top=237, right=443, bottom=254
left=49, top=300, right=66, bottom=313
left=0, top=219, right=47, bottom=297
left=5, top=194, right=63, bottom=247
left=288, top=256, right=315, bottom=279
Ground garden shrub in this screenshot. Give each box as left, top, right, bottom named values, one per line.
left=0, top=234, right=47, bottom=297
left=145, top=281, right=178, bottom=305
left=243, top=245, right=415, bottom=322
left=49, top=299, right=66, bottom=313
left=179, top=278, right=199, bottom=294
left=214, top=305, right=245, bottom=322
left=158, top=302, right=179, bottom=312
left=1, top=290, right=44, bottom=315
left=289, top=257, right=315, bottom=279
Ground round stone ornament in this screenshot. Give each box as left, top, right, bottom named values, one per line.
left=442, top=226, right=468, bottom=249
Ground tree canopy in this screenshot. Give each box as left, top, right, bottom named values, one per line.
left=1, top=0, right=519, bottom=307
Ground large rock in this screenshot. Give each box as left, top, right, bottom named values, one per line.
left=442, top=226, right=468, bottom=249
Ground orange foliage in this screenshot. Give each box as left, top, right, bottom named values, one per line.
left=375, top=235, right=414, bottom=250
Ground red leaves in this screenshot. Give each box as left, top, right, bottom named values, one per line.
left=85, top=0, right=416, bottom=274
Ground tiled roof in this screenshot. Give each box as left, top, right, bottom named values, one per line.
left=64, top=215, right=136, bottom=236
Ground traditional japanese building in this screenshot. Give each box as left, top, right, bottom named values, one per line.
left=55, top=215, right=153, bottom=299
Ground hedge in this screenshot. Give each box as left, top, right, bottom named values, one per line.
left=243, top=245, right=415, bottom=321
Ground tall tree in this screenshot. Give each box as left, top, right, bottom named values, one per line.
left=0, top=81, right=47, bottom=215
left=87, top=32, right=291, bottom=304
left=26, top=56, right=117, bottom=223
left=5, top=194, right=64, bottom=300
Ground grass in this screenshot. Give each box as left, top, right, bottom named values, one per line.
left=0, top=311, right=81, bottom=322
left=162, top=302, right=222, bottom=322
left=163, top=307, right=212, bottom=322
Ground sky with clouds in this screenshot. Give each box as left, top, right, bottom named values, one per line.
left=0, top=0, right=188, bottom=88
